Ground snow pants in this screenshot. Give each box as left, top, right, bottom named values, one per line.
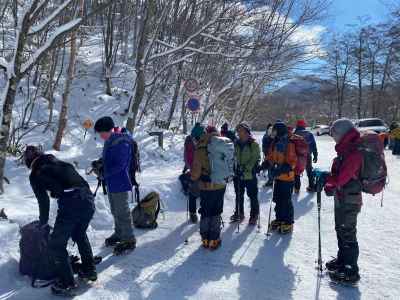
left=334, top=197, right=361, bottom=272
left=108, top=191, right=135, bottom=241
left=49, top=188, right=95, bottom=286
left=199, top=188, right=226, bottom=241
left=294, top=155, right=314, bottom=190
left=273, top=180, right=294, bottom=224
left=234, top=177, right=260, bottom=217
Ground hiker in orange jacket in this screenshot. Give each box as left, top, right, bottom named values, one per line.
left=266, top=122, right=297, bottom=234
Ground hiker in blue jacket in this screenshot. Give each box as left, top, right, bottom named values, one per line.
left=95, top=116, right=136, bottom=255
left=294, top=119, right=318, bottom=192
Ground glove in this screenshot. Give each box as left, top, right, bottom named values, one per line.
left=261, top=161, right=270, bottom=171
left=313, top=154, right=318, bottom=164
left=324, top=183, right=335, bottom=197
left=200, top=174, right=212, bottom=183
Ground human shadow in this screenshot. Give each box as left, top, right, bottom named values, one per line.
left=96, top=222, right=199, bottom=299
left=142, top=223, right=255, bottom=300
left=329, top=281, right=361, bottom=300
left=293, top=192, right=315, bottom=221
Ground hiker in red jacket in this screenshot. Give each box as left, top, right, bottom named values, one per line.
left=324, top=118, right=363, bottom=284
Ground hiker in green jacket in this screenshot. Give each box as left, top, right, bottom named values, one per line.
left=231, top=123, right=261, bottom=225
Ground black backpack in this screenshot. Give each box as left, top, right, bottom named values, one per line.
left=19, top=221, right=57, bottom=287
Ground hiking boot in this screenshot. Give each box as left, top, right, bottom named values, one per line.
left=202, top=239, right=209, bottom=249
left=51, top=280, right=78, bottom=297
left=209, top=239, right=221, bottom=250
left=105, top=234, right=121, bottom=247
left=230, top=213, right=245, bottom=223
left=113, top=238, right=136, bottom=255
left=279, top=223, right=293, bottom=234
left=78, top=268, right=97, bottom=282
left=269, top=220, right=282, bottom=231
left=326, top=257, right=343, bottom=272
left=329, top=265, right=360, bottom=284
left=190, top=213, right=198, bottom=224
left=248, top=215, right=259, bottom=226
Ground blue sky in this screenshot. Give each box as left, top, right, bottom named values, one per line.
left=326, top=0, right=389, bottom=32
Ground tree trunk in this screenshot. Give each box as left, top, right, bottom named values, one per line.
left=166, top=64, right=182, bottom=128
left=0, top=76, right=19, bottom=193
left=53, top=32, right=77, bottom=151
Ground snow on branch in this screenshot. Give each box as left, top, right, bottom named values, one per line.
left=21, top=18, right=82, bottom=75
left=29, top=0, right=75, bottom=36
left=148, top=17, right=222, bottom=62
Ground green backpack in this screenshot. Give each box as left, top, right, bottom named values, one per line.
left=131, top=192, right=160, bottom=229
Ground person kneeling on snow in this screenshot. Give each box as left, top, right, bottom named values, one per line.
left=191, top=125, right=226, bottom=250
left=24, top=146, right=97, bottom=295
left=324, top=118, right=362, bottom=284
left=94, top=116, right=136, bottom=255
left=231, top=123, right=261, bottom=225
left=266, top=122, right=297, bottom=234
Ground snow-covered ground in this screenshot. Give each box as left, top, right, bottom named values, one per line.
left=0, top=132, right=399, bottom=300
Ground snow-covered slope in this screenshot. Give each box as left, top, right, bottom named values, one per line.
left=0, top=134, right=399, bottom=300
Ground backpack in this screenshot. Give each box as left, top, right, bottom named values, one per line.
left=132, top=192, right=161, bottom=229
left=207, top=136, right=235, bottom=184
left=19, top=221, right=57, bottom=287
left=290, top=134, right=309, bottom=176
left=119, top=128, right=141, bottom=185
left=358, top=131, right=387, bottom=195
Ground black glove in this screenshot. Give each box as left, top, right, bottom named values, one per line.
left=261, top=161, right=270, bottom=171
left=200, top=174, right=212, bottom=183
left=313, top=154, right=318, bottom=164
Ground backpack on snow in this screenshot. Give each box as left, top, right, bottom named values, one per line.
left=358, top=131, right=387, bottom=195
left=132, top=192, right=161, bottom=229
left=19, top=221, right=57, bottom=287
left=290, top=134, right=309, bottom=176
left=207, top=136, right=235, bottom=184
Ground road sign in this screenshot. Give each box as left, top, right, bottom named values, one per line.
left=187, top=97, right=200, bottom=112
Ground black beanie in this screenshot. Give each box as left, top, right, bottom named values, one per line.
left=273, top=122, right=288, bottom=137
left=94, top=116, right=115, bottom=133
left=236, top=123, right=251, bottom=134
left=24, top=145, right=43, bottom=168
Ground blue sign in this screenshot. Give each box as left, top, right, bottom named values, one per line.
left=187, top=98, right=200, bottom=112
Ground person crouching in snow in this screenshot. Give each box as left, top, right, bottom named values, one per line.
left=94, top=116, right=136, bottom=255
left=231, top=123, right=261, bottom=225
left=191, top=125, right=226, bottom=250
left=266, top=122, right=297, bottom=234
left=24, top=146, right=97, bottom=296
left=324, top=118, right=362, bottom=284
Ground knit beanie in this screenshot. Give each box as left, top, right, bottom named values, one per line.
left=330, top=118, right=355, bottom=141
left=94, top=116, right=115, bottom=133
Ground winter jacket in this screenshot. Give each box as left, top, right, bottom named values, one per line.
left=294, top=126, right=318, bottom=158
left=390, top=127, right=400, bottom=140
left=29, top=154, right=91, bottom=225
left=235, top=139, right=261, bottom=181
left=191, top=133, right=226, bottom=191
left=184, top=135, right=195, bottom=170
left=262, top=133, right=273, bottom=156
left=326, top=128, right=363, bottom=203
left=266, top=136, right=297, bottom=182
left=103, top=130, right=133, bottom=193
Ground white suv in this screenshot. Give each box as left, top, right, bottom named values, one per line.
left=355, top=118, right=388, bottom=134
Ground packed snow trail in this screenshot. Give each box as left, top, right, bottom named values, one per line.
left=0, top=135, right=400, bottom=299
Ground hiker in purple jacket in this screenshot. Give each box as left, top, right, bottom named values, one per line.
left=95, top=116, right=136, bottom=255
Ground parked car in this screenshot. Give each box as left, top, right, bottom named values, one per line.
left=314, top=125, right=330, bottom=136
left=355, top=118, right=388, bottom=134
left=355, top=118, right=389, bottom=147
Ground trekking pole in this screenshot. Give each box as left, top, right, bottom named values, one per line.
left=266, top=179, right=274, bottom=237
left=187, top=194, right=190, bottom=222
left=316, top=179, right=323, bottom=274
left=236, top=177, right=240, bottom=234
